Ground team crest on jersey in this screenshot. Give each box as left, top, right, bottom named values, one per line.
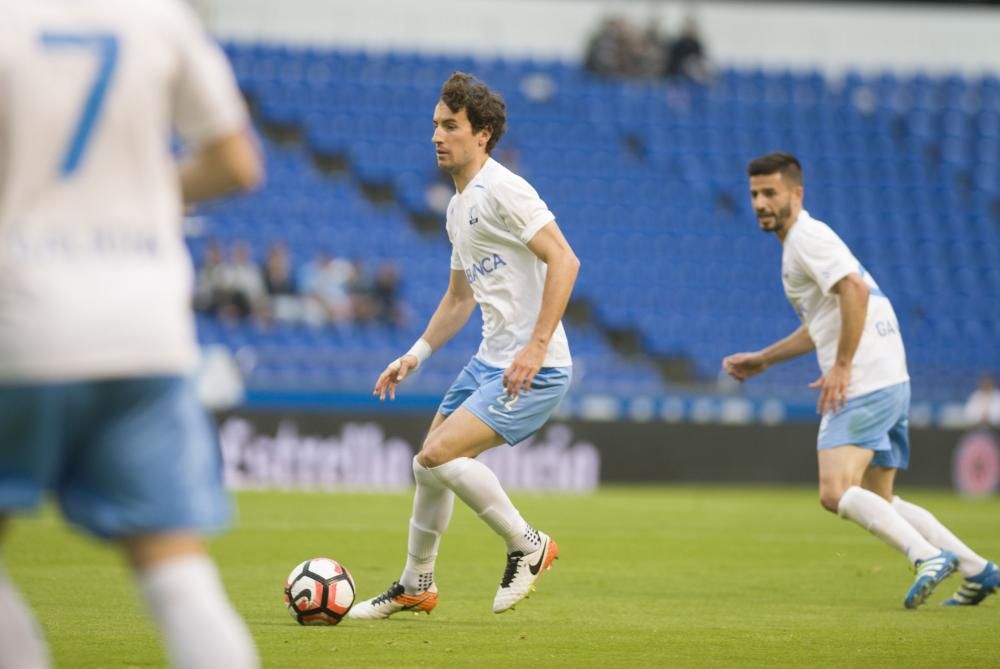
left=468, top=205, right=479, bottom=226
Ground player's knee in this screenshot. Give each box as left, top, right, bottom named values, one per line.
left=818, top=486, right=846, bottom=514
left=416, top=448, right=452, bottom=469
left=416, top=434, right=456, bottom=469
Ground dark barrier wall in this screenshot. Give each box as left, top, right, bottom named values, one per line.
left=575, top=422, right=965, bottom=486
left=216, top=411, right=997, bottom=490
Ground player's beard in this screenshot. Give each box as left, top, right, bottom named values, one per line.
left=759, top=203, right=793, bottom=235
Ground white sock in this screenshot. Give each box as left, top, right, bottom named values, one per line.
left=0, top=564, right=49, bottom=669
left=892, top=496, right=989, bottom=577
left=137, top=555, right=258, bottom=669
left=400, top=457, right=455, bottom=594
left=837, top=486, right=939, bottom=564
left=429, top=457, right=541, bottom=555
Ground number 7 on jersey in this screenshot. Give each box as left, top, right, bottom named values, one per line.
left=39, top=32, right=119, bottom=178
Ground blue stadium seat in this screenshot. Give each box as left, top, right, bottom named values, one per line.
left=194, top=46, right=1000, bottom=403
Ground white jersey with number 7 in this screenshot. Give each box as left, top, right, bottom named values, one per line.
left=0, top=0, right=247, bottom=381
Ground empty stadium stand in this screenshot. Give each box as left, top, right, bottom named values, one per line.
left=191, top=43, right=1000, bottom=409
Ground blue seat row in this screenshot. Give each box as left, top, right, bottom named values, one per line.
left=192, top=45, right=1000, bottom=403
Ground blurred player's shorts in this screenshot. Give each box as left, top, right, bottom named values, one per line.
left=0, top=376, right=230, bottom=538
left=817, top=381, right=911, bottom=469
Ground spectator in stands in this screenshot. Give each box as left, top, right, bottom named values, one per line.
left=636, top=17, right=670, bottom=78
left=584, top=16, right=637, bottom=77
left=370, top=261, right=406, bottom=328
left=262, top=242, right=302, bottom=323
left=219, top=240, right=267, bottom=322
left=346, top=258, right=375, bottom=322
left=666, top=15, right=713, bottom=84
left=193, top=240, right=228, bottom=314
left=585, top=15, right=713, bottom=82
left=964, top=373, right=1000, bottom=427
left=301, top=251, right=355, bottom=326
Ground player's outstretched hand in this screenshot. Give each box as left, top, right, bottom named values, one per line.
left=809, top=364, right=850, bottom=416
left=503, top=341, right=546, bottom=398
left=373, top=354, right=419, bottom=401
left=722, top=352, right=767, bottom=381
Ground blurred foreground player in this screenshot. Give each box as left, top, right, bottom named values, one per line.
left=722, top=152, right=998, bottom=609
left=0, top=1, right=262, bottom=667
left=350, top=73, right=578, bottom=619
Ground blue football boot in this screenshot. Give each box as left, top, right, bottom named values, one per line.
left=942, top=561, right=1000, bottom=606
left=904, top=550, right=958, bottom=609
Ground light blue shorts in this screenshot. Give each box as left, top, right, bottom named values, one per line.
left=438, top=357, right=572, bottom=445
left=817, top=381, right=911, bottom=470
left=0, top=376, right=230, bottom=539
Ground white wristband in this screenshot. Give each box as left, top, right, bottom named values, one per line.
left=404, top=338, right=433, bottom=369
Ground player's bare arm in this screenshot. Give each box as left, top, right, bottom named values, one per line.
left=179, top=128, right=263, bottom=204
left=723, top=325, right=815, bottom=381
left=809, top=272, right=869, bottom=415
left=374, top=269, right=476, bottom=401
left=503, top=221, right=580, bottom=398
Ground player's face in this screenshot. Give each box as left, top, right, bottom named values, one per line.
left=749, top=173, right=801, bottom=235
left=431, top=102, right=490, bottom=174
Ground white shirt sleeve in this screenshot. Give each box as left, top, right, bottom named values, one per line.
left=492, top=174, right=556, bottom=244
left=167, top=0, right=248, bottom=147
left=789, top=225, right=858, bottom=295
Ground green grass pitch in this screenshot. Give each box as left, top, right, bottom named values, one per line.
left=5, top=486, right=999, bottom=668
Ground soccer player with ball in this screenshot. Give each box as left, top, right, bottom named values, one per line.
left=0, top=1, right=262, bottom=666
left=723, top=152, right=999, bottom=608
left=349, top=73, right=579, bottom=619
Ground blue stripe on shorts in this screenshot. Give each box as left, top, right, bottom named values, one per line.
left=816, top=381, right=911, bottom=470
left=438, top=357, right=572, bottom=445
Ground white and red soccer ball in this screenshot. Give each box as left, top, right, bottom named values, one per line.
left=284, top=557, right=355, bottom=625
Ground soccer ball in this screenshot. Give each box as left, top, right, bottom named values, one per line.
left=283, top=557, right=355, bottom=625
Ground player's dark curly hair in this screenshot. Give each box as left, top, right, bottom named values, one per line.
left=747, top=152, right=803, bottom=186
left=440, top=72, right=507, bottom=154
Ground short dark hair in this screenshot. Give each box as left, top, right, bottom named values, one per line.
left=747, top=152, right=803, bottom=186
left=440, top=72, right=507, bottom=154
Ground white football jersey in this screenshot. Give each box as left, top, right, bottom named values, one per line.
left=781, top=210, right=909, bottom=398
left=0, top=0, right=248, bottom=381
left=445, top=158, right=572, bottom=368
